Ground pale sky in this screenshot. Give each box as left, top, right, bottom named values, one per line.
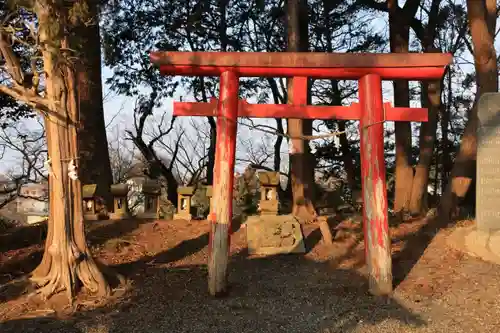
left=0, top=9, right=485, bottom=181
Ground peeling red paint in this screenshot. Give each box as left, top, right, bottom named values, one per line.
left=359, top=74, right=393, bottom=295
left=207, top=71, right=239, bottom=296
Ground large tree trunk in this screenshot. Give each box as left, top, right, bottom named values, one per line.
left=440, top=70, right=452, bottom=193
left=388, top=0, right=418, bottom=215
left=440, top=0, right=498, bottom=220
left=206, top=117, right=216, bottom=185
left=286, top=0, right=317, bottom=222
left=409, top=0, right=443, bottom=215
left=30, top=2, right=110, bottom=302
left=322, top=0, right=357, bottom=197
left=75, top=1, right=113, bottom=209
left=409, top=79, right=441, bottom=215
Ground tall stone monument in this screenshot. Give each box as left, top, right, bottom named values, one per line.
left=451, top=93, right=500, bottom=264
left=477, top=93, right=500, bottom=232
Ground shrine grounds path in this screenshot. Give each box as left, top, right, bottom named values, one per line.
left=1, top=217, right=500, bottom=332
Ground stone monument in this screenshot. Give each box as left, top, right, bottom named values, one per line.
left=109, top=184, right=131, bottom=220
left=246, top=171, right=305, bottom=255
left=173, top=186, right=195, bottom=220
left=82, top=184, right=100, bottom=220
left=477, top=93, right=500, bottom=232
left=448, top=93, right=500, bottom=264
left=136, top=181, right=161, bottom=219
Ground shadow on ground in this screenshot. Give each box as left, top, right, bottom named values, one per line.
left=0, top=223, right=47, bottom=253
left=392, top=216, right=453, bottom=287
left=86, top=218, right=155, bottom=246
left=0, top=218, right=153, bottom=303
left=1, top=230, right=425, bottom=333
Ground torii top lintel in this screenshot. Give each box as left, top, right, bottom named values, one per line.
left=150, top=51, right=452, bottom=80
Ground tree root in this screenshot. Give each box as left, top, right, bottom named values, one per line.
left=30, top=242, right=110, bottom=303
left=292, top=201, right=318, bottom=224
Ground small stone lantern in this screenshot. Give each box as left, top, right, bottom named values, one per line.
left=258, top=171, right=280, bottom=215
left=83, top=184, right=99, bottom=220
left=205, top=185, right=214, bottom=214
left=136, top=181, right=161, bottom=219
left=173, top=186, right=195, bottom=220
left=109, top=184, right=131, bottom=219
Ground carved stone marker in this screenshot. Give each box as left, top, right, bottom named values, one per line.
left=136, top=181, right=161, bottom=219
left=257, top=171, right=280, bottom=215
left=477, top=93, right=500, bottom=232
left=246, top=215, right=305, bottom=255
left=173, top=186, right=195, bottom=220
left=246, top=171, right=305, bottom=255
left=109, top=184, right=131, bottom=220
left=82, top=184, right=99, bottom=221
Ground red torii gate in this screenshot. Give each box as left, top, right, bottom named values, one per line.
left=150, top=51, right=452, bottom=297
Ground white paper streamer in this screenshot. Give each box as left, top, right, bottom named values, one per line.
left=68, top=159, right=78, bottom=180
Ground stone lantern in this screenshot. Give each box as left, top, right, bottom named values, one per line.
left=109, top=184, right=131, bottom=219
left=173, top=186, right=195, bottom=220
left=82, top=184, right=99, bottom=220
left=137, top=181, right=161, bottom=219
left=257, top=171, right=280, bottom=215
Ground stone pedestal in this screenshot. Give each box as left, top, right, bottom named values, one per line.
left=448, top=225, right=500, bottom=265
left=477, top=93, right=500, bottom=232
left=257, top=171, right=280, bottom=215
left=246, top=215, right=305, bottom=255
left=173, top=186, right=195, bottom=220
left=109, top=184, right=131, bottom=220
left=136, top=181, right=161, bottom=219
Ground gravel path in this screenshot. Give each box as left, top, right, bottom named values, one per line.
left=1, top=219, right=500, bottom=332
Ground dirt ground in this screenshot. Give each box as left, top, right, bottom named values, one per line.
left=1, top=215, right=499, bottom=333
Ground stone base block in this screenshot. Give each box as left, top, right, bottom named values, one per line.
left=246, top=214, right=305, bottom=255
left=84, top=214, right=99, bottom=221
left=173, top=213, right=192, bottom=221
left=448, top=224, right=500, bottom=265
left=109, top=212, right=131, bottom=220
left=136, top=212, right=158, bottom=219
left=258, top=200, right=279, bottom=215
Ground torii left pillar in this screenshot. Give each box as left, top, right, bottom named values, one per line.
left=207, top=71, right=239, bottom=296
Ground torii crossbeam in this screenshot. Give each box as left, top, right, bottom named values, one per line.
left=150, top=51, right=452, bottom=297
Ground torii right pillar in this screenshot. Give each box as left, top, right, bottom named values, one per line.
left=359, top=74, right=391, bottom=295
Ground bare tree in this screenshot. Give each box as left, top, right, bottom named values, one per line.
left=107, top=125, right=138, bottom=183
left=125, top=92, right=211, bottom=204
left=0, top=118, right=47, bottom=210
left=153, top=117, right=211, bottom=186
